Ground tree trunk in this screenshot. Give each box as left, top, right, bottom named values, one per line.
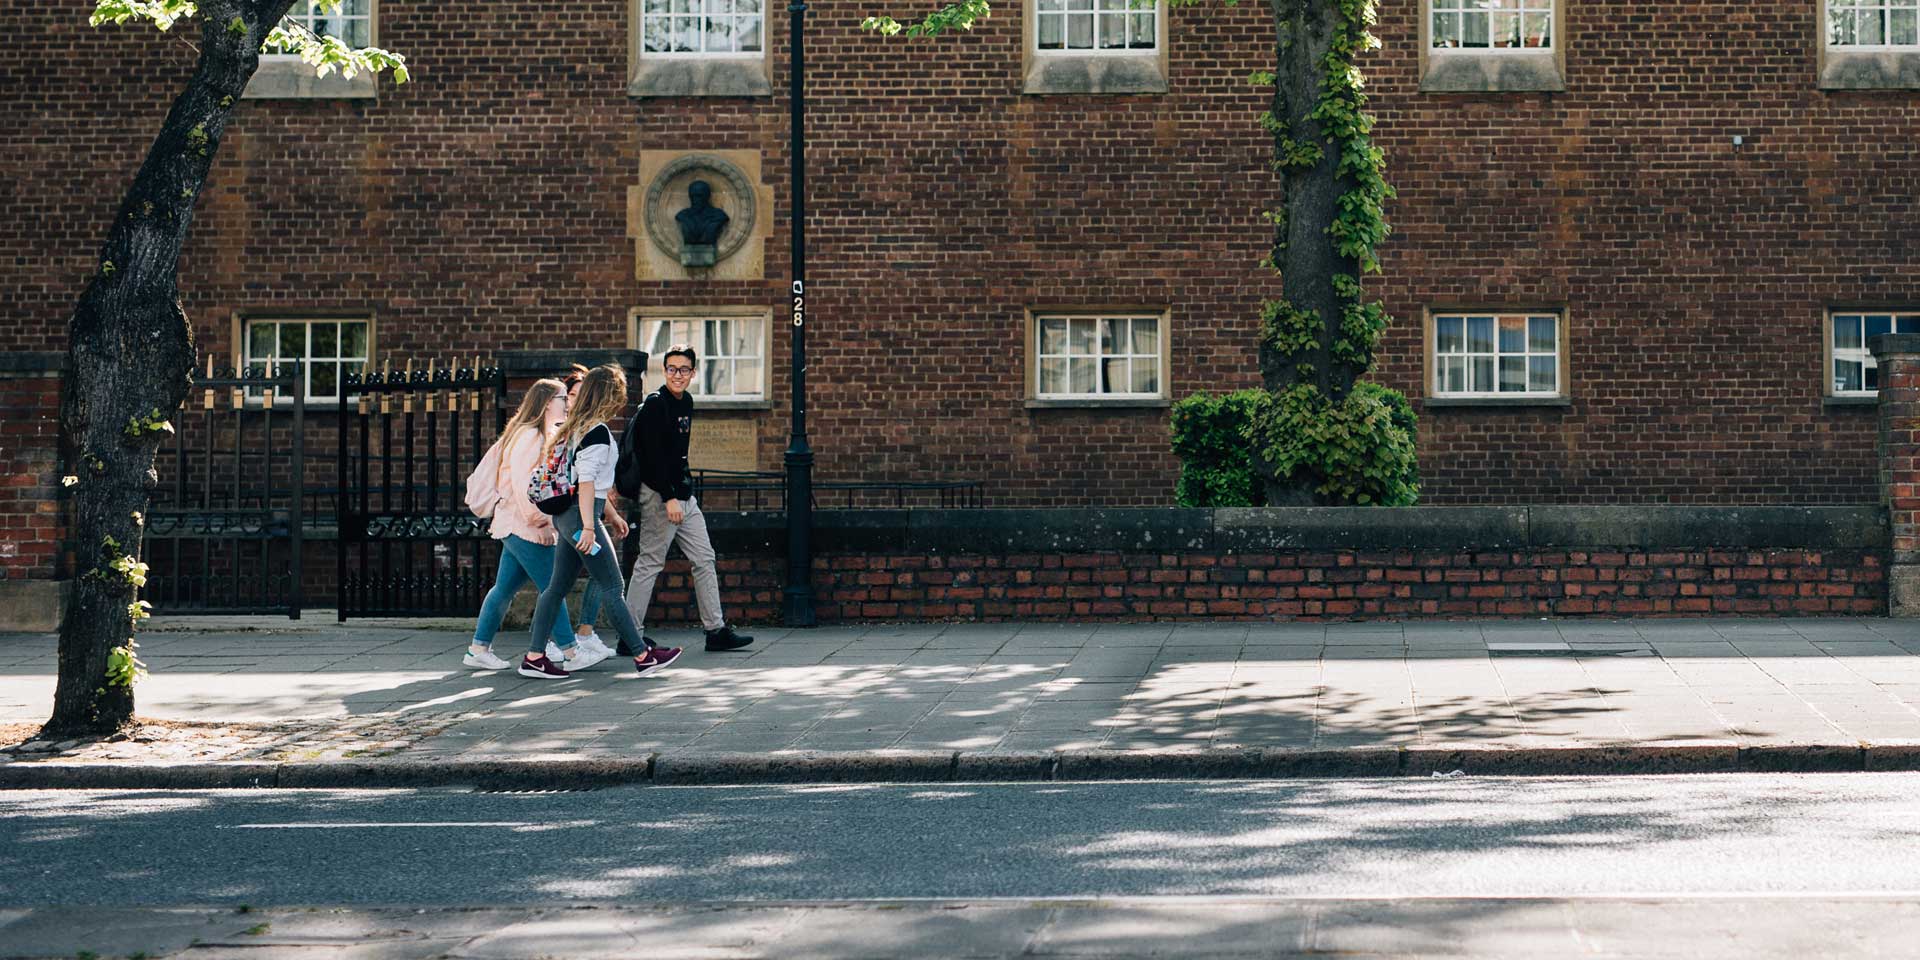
left=1257, top=0, right=1367, bottom=507
left=46, top=0, right=299, bottom=736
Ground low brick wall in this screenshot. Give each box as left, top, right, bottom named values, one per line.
left=636, top=506, right=1888, bottom=624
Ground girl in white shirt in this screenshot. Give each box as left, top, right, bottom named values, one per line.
left=522, top=364, right=679, bottom=679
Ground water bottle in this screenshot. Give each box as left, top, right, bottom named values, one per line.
left=572, top=528, right=602, bottom=556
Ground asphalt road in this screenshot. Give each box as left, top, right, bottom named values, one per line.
left=3, top=774, right=1919, bottom=907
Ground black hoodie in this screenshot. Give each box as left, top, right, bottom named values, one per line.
left=620, top=386, right=694, bottom=502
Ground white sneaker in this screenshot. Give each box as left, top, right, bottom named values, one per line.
left=463, top=645, right=511, bottom=670
left=579, top=635, right=615, bottom=659
left=564, top=642, right=611, bottom=671
left=546, top=641, right=566, bottom=662
left=575, top=630, right=605, bottom=651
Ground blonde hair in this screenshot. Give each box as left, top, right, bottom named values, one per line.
left=498, top=378, right=566, bottom=458
left=544, top=364, right=628, bottom=459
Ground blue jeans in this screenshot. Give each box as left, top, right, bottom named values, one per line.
left=532, top=502, right=648, bottom=656
left=473, top=535, right=576, bottom=650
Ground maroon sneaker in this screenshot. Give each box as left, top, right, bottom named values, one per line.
left=518, top=654, right=570, bottom=679
left=634, top=646, right=683, bottom=677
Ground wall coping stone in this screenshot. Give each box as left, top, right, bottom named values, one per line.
left=1871, top=334, right=1920, bottom=358
left=702, top=505, right=1887, bottom=554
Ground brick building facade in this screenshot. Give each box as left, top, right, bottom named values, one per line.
left=3, top=0, right=1917, bottom=542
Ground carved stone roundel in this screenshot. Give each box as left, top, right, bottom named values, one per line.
left=645, top=154, right=757, bottom=265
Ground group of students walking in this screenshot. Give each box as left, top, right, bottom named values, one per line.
left=463, top=346, right=752, bottom=679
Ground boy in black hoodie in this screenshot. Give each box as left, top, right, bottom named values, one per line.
left=616, top=344, right=754, bottom=653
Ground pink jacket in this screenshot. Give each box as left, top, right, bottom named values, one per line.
left=488, top=428, right=558, bottom=546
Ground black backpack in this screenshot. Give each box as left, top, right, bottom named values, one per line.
left=615, top=408, right=647, bottom=500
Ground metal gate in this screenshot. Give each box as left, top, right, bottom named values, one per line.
left=145, top=362, right=307, bottom=616
left=336, top=362, right=507, bottom=620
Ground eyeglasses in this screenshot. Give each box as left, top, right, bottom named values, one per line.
left=664, top=365, right=695, bottom=375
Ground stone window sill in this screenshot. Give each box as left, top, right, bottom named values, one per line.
left=1420, top=51, right=1565, bottom=93
left=1423, top=396, right=1572, bottom=408
left=628, top=57, right=772, bottom=98
left=243, top=58, right=377, bottom=100
left=1025, top=397, right=1172, bottom=410
left=1820, top=50, right=1920, bottom=90
left=1024, top=52, right=1168, bottom=95
left=1824, top=395, right=1879, bottom=408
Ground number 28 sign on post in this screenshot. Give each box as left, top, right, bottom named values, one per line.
left=791, top=280, right=805, bottom=328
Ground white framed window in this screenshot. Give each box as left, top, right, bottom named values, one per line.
left=1829, top=1, right=1920, bottom=48
left=1431, top=313, right=1560, bottom=397
left=1034, top=314, right=1164, bottom=398
left=641, top=315, right=767, bottom=401
left=1035, top=0, right=1159, bottom=53
left=1430, top=0, right=1554, bottom=50
left=272, top=0, right=373, bottom=51
left=641, top=0, right=765, bottom=55
left=1831, top=312, right=1920, bottom=395
left=243, top=318, right=371, bottom=403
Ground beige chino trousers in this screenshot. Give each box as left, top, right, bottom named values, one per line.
left=624, top=486, right=726, bottom=633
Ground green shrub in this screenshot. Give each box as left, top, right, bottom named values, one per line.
left=1251, top=381, right=1420, bottom=506
left=1170, top=390, right=1271, bottom=507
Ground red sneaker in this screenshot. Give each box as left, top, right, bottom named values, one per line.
left=517, top=654, right=570, bottom=679
left=634, top=646, right=683, bottom=677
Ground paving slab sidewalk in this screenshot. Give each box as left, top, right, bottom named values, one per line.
left=7, top=898, right=1920, bottom=959
left=4, top=617, right=1920, bottom=785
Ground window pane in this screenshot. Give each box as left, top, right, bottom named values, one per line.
left=740, top=17, right=761, bottom=51
left=1866, top=315, right=1894, bottom=341
left=1471, top=356, right=1495, bottom=393
left=342, top=322, right=368, bottom=358
left=1442, top=356, right=1466, bottom=394
left=649, top=322, right=672, bottom=356
left=1524, top=11, right=1550, bottom=46
left=705, top=360, right=732, bottom=396
left=1435, top=316, right=1464, bottom=353
left=1462, top=11, right=1490, bottom=47
left=1101, top=318, right=1124, bottom=355
left=1097, top=12, right=1126, bottom=47
left=1069, top=13, right=1094, bottom=47
left=1433, top=11, right=1459, bottom=47
left=1040, top=358, right=1067, bottom=394
left=1900, top=315, right=1920, bottom=335
left=1103, top=358, right=1129, bottom=393
left=1867, top=361, right=1882, bottom=392
left=248, top=323, right=276, bottom=360
left=734, top=357, right=762, bottom=395
left=645, top=0, right=671, bottom=12
left=1498, top=356, right=1526, bottom=392
left=312, top=362, right=339, bottom=400
left=705, top=319, right=728, bottom=357
left=1528, top=316, right=1556, bottom=353
left=705, top=16, right=734, bottom=50
left=1835, top=315, right=1863, bottom=350
left=1836, top=359, right=1864, bottom=394
left=733, top=318, right=760, bottom=357
left=1069, top=318, right=1096, bottom=355
left=1070, top=357, right=1096, bottom=393
left=311, top=322, right=339, bottom=359
left=644, top=16, right=669, bottom=51
left=1040, top=319, right=1068, bottom=356
left=1129, top=12, right=1155, bottom=48
left=1498, top=316, right=1525, bottom=353
left=1131, top=318, right=1158, bottom=355
left=735, top=0, right=760, bottom=12
left=674, top=16, right=698, bottom=51
left=1466, top=316, right=1494, bottom=354
left=1528, top=356, right=1556, bottom=393
left=1866, top=8, right=1888, bottom=44
left=1896, top=9, right=1919, bottom=45
left=1132, top=357, right=1159, bottom=395
left=1067, top=0, right=1092, bottom=10
left=1490, top=11, right=1518, bottom=46
left=1039, top=13, right=1065, bottom=47
left=1830, top=7, right=1855, bottom=45
left=279, top=323, right=306, bottom=359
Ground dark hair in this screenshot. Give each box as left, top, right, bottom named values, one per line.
left=562, top=362, right=589, bottom=389
left=663, top=344, right=698, bottom=368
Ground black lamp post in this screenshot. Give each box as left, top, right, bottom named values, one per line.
left=782, top=0, right=817, bottom=627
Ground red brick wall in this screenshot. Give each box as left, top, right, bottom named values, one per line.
left=3, top=3, right=1915, bottom=507
left=0, top=370, right=66, bottom=581
left=642, top=548, right=1886, bottom=623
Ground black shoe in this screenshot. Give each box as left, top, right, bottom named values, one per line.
left=616, top=636, right=653, bottom=657
left=704, top=624, right=754, bottom=652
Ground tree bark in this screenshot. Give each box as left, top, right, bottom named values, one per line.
left=1257, top=0, right=1366, bottom=507
left=46, top=0, right=300, bottom=736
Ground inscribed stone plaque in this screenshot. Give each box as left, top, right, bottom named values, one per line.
left=691, top=415, right=759, bottom=472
